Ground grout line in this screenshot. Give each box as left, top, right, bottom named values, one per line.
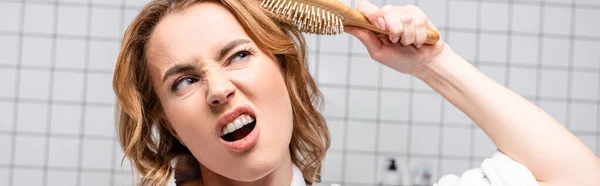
left=41, top=0, right=60, bottom=185
left=534, top=1, right=546, bottom=106
left=339, top=0, right=356, bottom=182
left=437, top=0, right=452, bottom=178
left=7, top=0, right=26, bottom=185
left=504, top=0, right=514, bottom=92
left=109, top=0, right=126, bottom=184
left=76, top=1, right=94, bottom=185
left=564, top=1, right=577, bottom=129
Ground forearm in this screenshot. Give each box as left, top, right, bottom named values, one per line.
left=416, top=46, right=600, bottom=185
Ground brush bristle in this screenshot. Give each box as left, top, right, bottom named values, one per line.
left=260, top=0, right=344, bottom=35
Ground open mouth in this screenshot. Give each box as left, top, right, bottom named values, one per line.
left=221, top=114, right=257, bottom=142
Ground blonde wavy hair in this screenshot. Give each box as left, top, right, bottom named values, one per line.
left=112, top=0, right=330, bottom=185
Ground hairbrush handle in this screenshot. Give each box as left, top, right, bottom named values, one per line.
left=310, top=0, right=440, bottom=45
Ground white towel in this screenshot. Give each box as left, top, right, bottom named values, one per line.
left=435, top=150, right=538, bottom=186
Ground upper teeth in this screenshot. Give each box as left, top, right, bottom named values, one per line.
left=222, top=114, right=254, bottom=136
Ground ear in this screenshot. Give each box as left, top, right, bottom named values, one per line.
left=158, top=115, right=180, bottom=141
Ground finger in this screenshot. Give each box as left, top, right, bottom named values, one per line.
left=345, top=26, right=382, bottom=53
left=382, top=6, right=403, bottom=43
left=399, top=14, right=415, bottom=46
left=357, top=0, right=383, bottom=29
left=414, top=17, right=427, bottom=48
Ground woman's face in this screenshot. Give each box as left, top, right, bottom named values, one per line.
left=146, top=2, right=294, bottom=181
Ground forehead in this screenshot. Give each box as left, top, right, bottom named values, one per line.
left=147, top=2, right=249, bottom=65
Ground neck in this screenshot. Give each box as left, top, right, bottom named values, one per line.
left=198, top=156, right=294, bottom=186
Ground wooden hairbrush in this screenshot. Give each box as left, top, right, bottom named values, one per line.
left=259, top=0, right=440, bottom=45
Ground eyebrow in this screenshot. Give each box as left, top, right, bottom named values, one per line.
left=161, top=39, right=251, bottom=83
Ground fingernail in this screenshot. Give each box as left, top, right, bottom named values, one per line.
left=392, top=37, right=399, bottom=43
left=377, top=17, right=386, bottom=31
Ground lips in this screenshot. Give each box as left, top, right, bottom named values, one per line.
left=215, top=105, right=259, bottom=152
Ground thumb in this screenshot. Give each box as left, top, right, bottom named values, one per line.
left=345, top=26, right=382, bottom=54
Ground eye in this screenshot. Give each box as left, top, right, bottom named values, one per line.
left=171, top=76, right=198, bottom=92
left=228, top=49, right=253, bottom=64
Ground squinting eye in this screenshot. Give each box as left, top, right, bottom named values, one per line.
left=172, top=77, right=198, bottom=92
left=231, top=51, right=250, bottom=62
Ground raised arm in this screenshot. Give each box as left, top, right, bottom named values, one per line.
left=344, top=1, right=600, bottom=185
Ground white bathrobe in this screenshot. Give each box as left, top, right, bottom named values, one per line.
left=290, top=151, right=538, bottom=186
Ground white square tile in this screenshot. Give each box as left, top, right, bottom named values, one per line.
left=0, top=102, right=14, bottom=131
left=410, top=125, right=440, bottom=155
left=508, top=67, right=538, bottom=97
left=350, top=36, right=368, bottom=55
left=14, top=136, right=46, bottom=166
left=80, top=172, right=111, bottom=186
left=351, top=0, right=383, bottom=7
left=16, top=102, right=48, bottom=133
left=381, top=66, right=411, bottom=89
left=408, top=157, right=439, bottom=185
left=377, top=123, right=408, bottom=153
left=84, top=106, right=115, bottom=137
left=447, top=31, right=477, bottom=61
left=0, top=69, right=16, bottom=98
left=473, top=128, right=496, bottom=157
left=568, top=103, right=598, bottom=132
left=575, top=8, right=600, bottom=37
left=46, top=170, right=77, bottom=186
left=539, top=100, right=568, bottom=125
left=0, top=168, right=8, bottom=186
left=413, top=77, right=434, bottom=92
left=0, top=134, right=12, bottom=164
left=419, top=0, right=447, bottom=27
left=539, top=69, right=569, bottom=98
left=573, top=40, right=600, bottom=69
left=575, top=0, right=600, bottom=5
left=55, top=38, right=87, bottom=69
left=321, top=151, right=343, bottom=182
left=327, top=120, right=345, bottom=150
left=0, top=2, right=22, bottom=32
left=13, top=169, right=44, bottom=186
left=318, top=54, right=348, bottom=85
left=321, top=87, right=346, bottom=117
left=114, top=174, right=138, bottom=186
left=512, top=4, right=540, bottom=33
left=344, top=153, right=375, bottom=184
left=57, top=5, right=89, bottom=36
left=23, top=4, right=55, bottom=34
left=443, top=100, right=472, bottom=125
left=346, top=121, right=377, bottom=152
left=308, top=52, right=317, bottom=77
left=114, top=145, right=133, bottom=171
left=92, top=0, right=122, bottom=5
left=320, top=34, right=349, bottom=53
left=380, top=91, right=410, bottom=121
left=442, top=127, right=471, bottom=156
left=305, top=34, right=318, bottom=53
left=576, top=134, right=597, bottom=153
left=541, top=38, right=570, bottom=67
left=0, top=35, right=19, bottom=65
left=89, top=40, right=119, bottom=70
left=90, top=7, right=121, bottom=38
left=122, top=9, right=139, bottom=34
left=571, top=72, right=599, bottom=100
left=412, top=94, right=442, bottom=123
left=18, top=69, right=51, bottom=100
left=48, top=137, right=80, bottom=167
left=86, top=73, right=116, bottom=104
left=52, top=71, right=84, bottom=101
left=479, top=34, right=508, bottom=63
left=348, top=89, right=378, bottom=119
left=481, top=2, right=509, bottom=31
left=543, top=6, right=571, bottom=35
left=82, top=138, right=113, bottom=169
left=21, top=36, right=53, bottom=67
left=50, top=104, right=82, bottom=134
left=441, top=159, right=470, bottom=177
left=448, top=1, right=478, bottom=29
left=510, top=36, right=539, bottom=65
left=387, top=0, right=415, bottom=5
left=349, top=57, right=380, bottom=86
left=125, top=0, right=151, bottom=7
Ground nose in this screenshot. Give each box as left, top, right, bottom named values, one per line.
left=206, top=74, right=236, bottom=106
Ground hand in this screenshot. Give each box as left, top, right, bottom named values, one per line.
left=345, top=0, right=446, bottom=76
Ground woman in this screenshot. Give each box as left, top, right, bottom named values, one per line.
left=112, top=0, right=600, bottom=185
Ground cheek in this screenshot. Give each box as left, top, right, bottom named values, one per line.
left=161, top=94, right=216, bottom=144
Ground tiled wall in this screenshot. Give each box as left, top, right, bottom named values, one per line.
left=0, top=0, right=598, bottom=186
